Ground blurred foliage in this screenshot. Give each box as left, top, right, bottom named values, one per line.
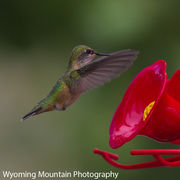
left=0, top=0, right=180, bottom=179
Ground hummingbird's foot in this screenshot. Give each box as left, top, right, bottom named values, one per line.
left=54, top=104, right=66, bottom=111
left=62, top=106, right=66, bottom=111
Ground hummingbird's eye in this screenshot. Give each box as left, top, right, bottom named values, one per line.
left=85, top=49, right=93, bottom=54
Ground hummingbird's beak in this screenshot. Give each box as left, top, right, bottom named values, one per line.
left=95, top=52, right=110, bottom=56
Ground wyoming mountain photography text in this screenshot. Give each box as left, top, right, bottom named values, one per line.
left=1, top=170, right=119, bottom=179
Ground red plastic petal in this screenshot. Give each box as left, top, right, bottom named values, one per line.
left=141, top=93, right=180, bottom=141
left=141, top=68, right=180, bottom=142
left=109, top=60, right=167, bottom=148
left=167, top=69, right=180, bottom=102
left=172, top=139, right=180, bottom=145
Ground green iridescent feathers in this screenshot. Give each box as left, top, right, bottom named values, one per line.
left=22, top=79, right=66, bottom=121
left=68, top=45, right=91, bottom=67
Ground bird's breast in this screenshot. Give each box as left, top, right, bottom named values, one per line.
left=55, top=85, right=80, bottom=110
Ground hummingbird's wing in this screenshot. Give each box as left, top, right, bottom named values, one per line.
left=70, top=49, right=139, bottom=94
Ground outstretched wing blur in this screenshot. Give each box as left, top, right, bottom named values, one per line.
left=70, top=49, right=139, bottom=94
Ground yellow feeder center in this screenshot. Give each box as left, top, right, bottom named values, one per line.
left=143, top=101, right=155, bottom=121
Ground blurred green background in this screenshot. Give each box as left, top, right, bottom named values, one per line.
left=0, top=0, right=180, bottom=179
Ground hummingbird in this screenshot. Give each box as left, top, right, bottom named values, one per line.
left=22, top=45, right=139, bottom=121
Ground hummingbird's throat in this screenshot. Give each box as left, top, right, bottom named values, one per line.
left=74, top=57, right=94, bottom=70
left=143, top=101, right=155, bottom=121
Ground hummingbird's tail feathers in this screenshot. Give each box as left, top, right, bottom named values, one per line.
left=21, top=107, right=42, bottom=122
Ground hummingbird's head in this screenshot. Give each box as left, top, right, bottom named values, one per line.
left=68, top=45, right=109, bottom=70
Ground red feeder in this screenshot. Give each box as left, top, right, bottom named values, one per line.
left=94, top=60, right=180, bottom=169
